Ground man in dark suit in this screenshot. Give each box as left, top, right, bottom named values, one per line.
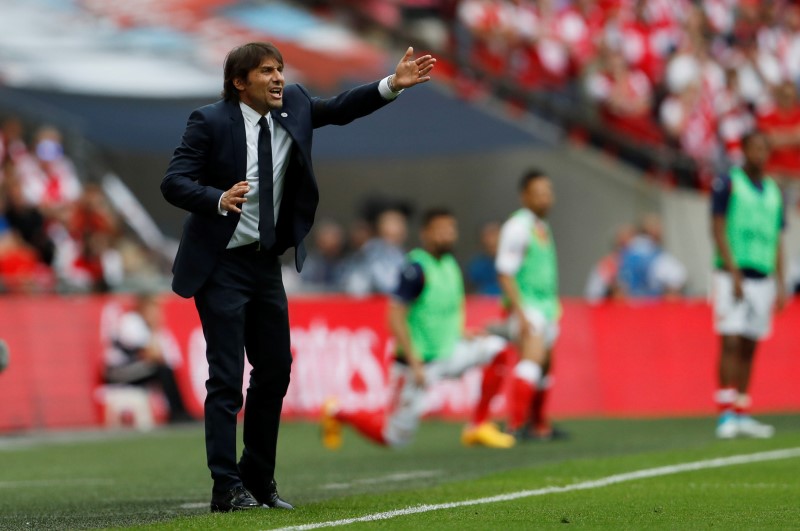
left=161, top=42, right=435, bottom=513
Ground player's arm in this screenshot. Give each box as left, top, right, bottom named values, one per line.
left=388, top=262, right=426, bottom=387
left=495, top=219, right=529, bottom=334
left=774, top=197, right=787, bottom=311
left=775, top=236, right=786, bottom=311
left=388, top=301, right=426, bottom=385
left=711, top=215, right=738, bottom=273
left=497, top=275, right=525, bottom=325
left=711, top=176, right=743, bottom=299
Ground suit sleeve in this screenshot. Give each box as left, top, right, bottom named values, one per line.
left=308, top=81, right=392, bottom=129
left=161, top=109, right=224, bottom=216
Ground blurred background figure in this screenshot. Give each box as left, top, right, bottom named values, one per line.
left=104, top=293, right=191, bottom=424
left=756, top=80, right=800, bottom=209
left=711, top=130, right=785, bottom=440
left=466, top=220, right=502, bottom=295
left=300, top=219, right=348, bottom=291
left=586, top=47, right=659, bottom=145
left=0, top=165, right=56, bottom=293
left=1, top=163, right=56, bottom=268
left=0, top=218, right=50, bottom=294
left=617, top=214, right=687, bottom=299
left=31, top=126, right=83, bottom=218
left=0, top=338, right=8, bottom=374
left=322, top=207, right=514, bottom=450
left=55, top=183, right=124, bottom=293
left=496, top=169, right=565, bottom=442
left=584, top=223, right=636, bottom=302
left=344, top=204, right=411, bottom=296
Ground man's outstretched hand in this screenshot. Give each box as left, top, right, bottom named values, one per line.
left=392, top=47, right=436, bottom=90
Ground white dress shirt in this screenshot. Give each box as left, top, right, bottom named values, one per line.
left=225, top=102, right=292, bottom=248
left=221, top=76, right=401, bottom=249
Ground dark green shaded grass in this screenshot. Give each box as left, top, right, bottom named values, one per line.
left=1, top=414, right=798, bottom=530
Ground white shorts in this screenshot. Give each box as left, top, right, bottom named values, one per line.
left=712, top=271, right=776, bottom=340
left=498, top=306, right=560, bottom=349
left=383, top=335, right=507, bottom=447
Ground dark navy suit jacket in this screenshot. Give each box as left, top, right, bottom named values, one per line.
left=162, top=81, right=390, bottom=298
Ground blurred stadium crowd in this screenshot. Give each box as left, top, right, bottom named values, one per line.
left=0, top=117, right=163, bottom=294
left=321, top=0, right=800, bottom=189
left=3, top=0, right=800, bottom=296
left=0, top=117, right=694, bottom=300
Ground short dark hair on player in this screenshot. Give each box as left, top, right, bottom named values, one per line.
left=741, top=129, right=767, bottom=150
left=421, top=207, right=454, bottom=227
left=519, top=168, right=548, bottom=191
left=222, top=42, right=284, bottom=101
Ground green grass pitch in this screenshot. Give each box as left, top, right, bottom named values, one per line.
left=1, top=414, right=799, bottom=530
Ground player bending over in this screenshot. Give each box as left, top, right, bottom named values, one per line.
left=321, top=208, right=515, bottom=449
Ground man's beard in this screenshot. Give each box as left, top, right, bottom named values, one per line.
left=434, top=244, right=454, bottom=256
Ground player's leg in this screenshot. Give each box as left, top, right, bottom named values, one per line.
left=507, top=336, right=544, bottom=434
left=528, top=351, right=557, bottom=439
left=472, top=345, right=516, bottom=427
left=382, top=362, right=431, bottom=448
left=735, top=278, right=776, bottom=438
left=439, top=336, right=515, bottom=448
left=322, top=362, right=414, bottom=448
left=715, top=335, right=741, bottom=438
left=506, top=308, right=546, bottom=435
left=713, top=271, right=747, bottom=439
left=524, top=320, right=567, bottom=441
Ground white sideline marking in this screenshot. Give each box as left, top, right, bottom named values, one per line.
left=0, top=479, right=114, bottom=489
left=270, top=447, right=800, bottom=531
left=178, top=502, right=209, bottom=510
left=322, top=470, right=441, bottom=490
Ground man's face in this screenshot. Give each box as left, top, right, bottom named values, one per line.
left=235, top=56, right=285, bottom=114
left=423, top=216, right=458, bottom=255
left=744, top=134, right=770, bottom=168
left=522, top=177, right=554, bottom=217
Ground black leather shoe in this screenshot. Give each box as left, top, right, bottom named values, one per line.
left=210, top=486, right=260, bottom=513
left=253, top=479, right=294, bottom=509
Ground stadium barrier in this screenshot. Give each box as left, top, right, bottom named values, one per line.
left=0, top=295, right=797, bottom=431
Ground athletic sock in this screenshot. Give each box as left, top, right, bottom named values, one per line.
left=507, top=359, right=542, bottom=432
left=715, top=387, right=737, bottom=415
left=733, top=393, right=752, bottom=416
left=471, top=346, right=515, bottom=426
left=530, top=375, right=552, bottom=433
left=337, top=410, right=388, bottom=446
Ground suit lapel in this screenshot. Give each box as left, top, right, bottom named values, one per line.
left=271, top=109, right=298, bottom=145
left=228, top=101, right=247, bottom=183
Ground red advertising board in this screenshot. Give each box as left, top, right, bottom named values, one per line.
left=0, top=295, right=798, bottom=432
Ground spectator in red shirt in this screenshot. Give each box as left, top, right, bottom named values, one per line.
left=457, top=0, right=514, bottom=76
left=757, top=80, right=800, bottom=180
left=586, top=47, right=661, bottom=143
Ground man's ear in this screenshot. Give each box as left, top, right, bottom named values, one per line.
left=233, top=77, right=246, bottom=91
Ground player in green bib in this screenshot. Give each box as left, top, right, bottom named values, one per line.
left=495, top=168, right=565, bottom=441
left=321, top=208, right=515, bottom=449
left=711, top=131, right=787, bottom=440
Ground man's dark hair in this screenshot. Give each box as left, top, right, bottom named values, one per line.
left=222, top=42, right=284, bottom=101
left=741, top=129, right=767, bottom=150
left=421, top=207, right=454, bottom=227
left=519, top=168, right=548, bottom=191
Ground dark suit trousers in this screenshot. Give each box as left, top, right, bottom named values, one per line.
left=193, top=245, right=292, bottom=495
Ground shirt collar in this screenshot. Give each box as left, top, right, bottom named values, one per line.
left=239, top=101, right=271, bottom=128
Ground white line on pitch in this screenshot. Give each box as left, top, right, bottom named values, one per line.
left=178, top=502, right=209, bottom=510
left=269, top=447, right=800, bottom=531
left=322, top=470, right=442, bottom=490
left=0, top=479, right=115, bottom=489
